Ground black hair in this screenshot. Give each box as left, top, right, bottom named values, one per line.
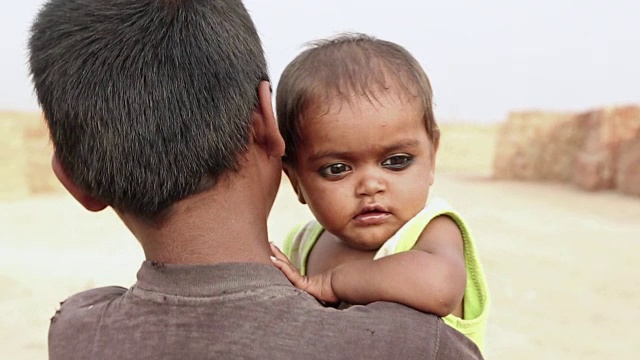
left=29, top=0, right=268, bottom=218
left=277, top=33, right=439, bottom=164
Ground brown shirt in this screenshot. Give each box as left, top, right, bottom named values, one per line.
left=49, top=261, right=483, bottom=359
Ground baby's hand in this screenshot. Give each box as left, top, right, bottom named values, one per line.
left=269, top=243, right=339, bottom=305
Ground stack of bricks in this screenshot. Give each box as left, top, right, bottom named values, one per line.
left=493, top=105, right=640, bottom=196
left=493, top=111, right=588, bottom=181
left=0, top=112, right=61, bottom=200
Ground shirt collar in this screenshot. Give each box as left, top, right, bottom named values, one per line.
left=134, top=261, right=291, bottom=297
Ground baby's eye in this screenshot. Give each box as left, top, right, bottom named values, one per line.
left=319, top=163, right=352, bottom=177
left=382, top=155, right=413, bottom=170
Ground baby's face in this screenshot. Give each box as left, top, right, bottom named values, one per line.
left=288, top=91, right=436, bottom=250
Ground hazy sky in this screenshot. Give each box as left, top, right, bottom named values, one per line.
left=2, top=0, right=638, bottom=122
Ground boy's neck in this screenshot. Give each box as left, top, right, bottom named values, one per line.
left=119, top=175, right=276, bottom=266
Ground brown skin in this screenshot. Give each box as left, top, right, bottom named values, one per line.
left=271, top=91, right=466, bottom=317
left=271, top=214, right=466, bottom=317
left=54, top=81, right=286, bottom=265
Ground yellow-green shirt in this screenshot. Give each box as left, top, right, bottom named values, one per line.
left=282, top=197, right=490, bottom=351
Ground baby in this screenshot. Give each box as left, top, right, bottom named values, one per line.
left=270, top=33, right=490, bottom=351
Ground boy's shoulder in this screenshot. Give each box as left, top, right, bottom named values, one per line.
left=283, top=300, right=483, bottom=359
left=49, top=286, right=128, bottom=354
left=54, top=286, right=127, bottom=311
left=50, top=285, right=127, bottom=326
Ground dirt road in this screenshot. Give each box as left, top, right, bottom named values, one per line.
left=2, top=173, right=639, bottom=359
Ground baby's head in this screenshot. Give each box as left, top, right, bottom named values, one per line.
left=277, top=33, right=440, bottom=250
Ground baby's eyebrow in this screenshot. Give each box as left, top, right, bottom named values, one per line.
left=382, top=140, right=420, bottom=153
left=307, top=140, right=421, bottom=163
left=307, top=150, right=348, bottom=164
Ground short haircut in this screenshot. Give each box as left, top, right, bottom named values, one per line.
left=29, top=0, right=268, bottom=219
left=276, top=33, right=439, bottom=164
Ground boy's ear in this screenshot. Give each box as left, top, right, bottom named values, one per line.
left=251, top=80, right=285, bottom=157
left=51, top=154, right=108, bottom=212
left=282, top=162, right=306, bottom=205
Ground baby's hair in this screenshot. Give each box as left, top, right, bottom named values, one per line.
left=276, top=32, right=439, bottom=164
left=29, top=0, right=268, bottom=220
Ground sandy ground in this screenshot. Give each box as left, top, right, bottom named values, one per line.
left=2, top=124, right=640, bottom=359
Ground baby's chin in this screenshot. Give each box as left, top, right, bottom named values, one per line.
left=340, top=233, right=393, bottom=252
left=343, top=242, right=382, bottom=252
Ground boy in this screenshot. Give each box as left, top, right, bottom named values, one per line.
left=29, top=1, right=483, bottom=358
left=271, top=33, right=490, bottom=350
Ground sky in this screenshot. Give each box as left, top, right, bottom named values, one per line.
left=1, top=0, right=638, bottom=123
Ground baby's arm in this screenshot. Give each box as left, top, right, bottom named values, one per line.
left=271, top=215, right=467, bottom=316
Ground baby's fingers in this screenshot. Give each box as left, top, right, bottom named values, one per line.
left=269, top=244, right=308, bottom=289
left=269, top=242, right=290, bottom=263
left=271, top=257, right=308, bottom=289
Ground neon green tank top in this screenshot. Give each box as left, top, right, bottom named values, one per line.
left=282, top=197, right=490, bottom=352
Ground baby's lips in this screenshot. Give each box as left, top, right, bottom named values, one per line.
left=353, top=211, right=391, bottom=225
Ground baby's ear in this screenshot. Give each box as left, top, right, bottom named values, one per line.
left=428, top=143, right=438, bottom=187
left=282, top=162, right=306, bottom=205
left=431, top=128, right=440, bottom=154
left=429, top=132, right=439, bottom=186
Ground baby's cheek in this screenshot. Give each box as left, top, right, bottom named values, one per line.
left=316, top=202, right=349, bottom=231
left=392, top=185, right=428, bottom=216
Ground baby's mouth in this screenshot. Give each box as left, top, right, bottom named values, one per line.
left=353, top=206, right=391, bottom=225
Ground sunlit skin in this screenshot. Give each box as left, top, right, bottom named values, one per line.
left=290, top=93, right=435, bottom=251
left=275, top=89, right=467, bottom=317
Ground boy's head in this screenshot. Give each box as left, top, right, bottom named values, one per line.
left=276, top=33, right=440, bottom=250
left=29, top=0, right=268, bottom=219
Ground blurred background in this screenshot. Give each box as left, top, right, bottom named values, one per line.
left=1, top=1, right=639, bottom=359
